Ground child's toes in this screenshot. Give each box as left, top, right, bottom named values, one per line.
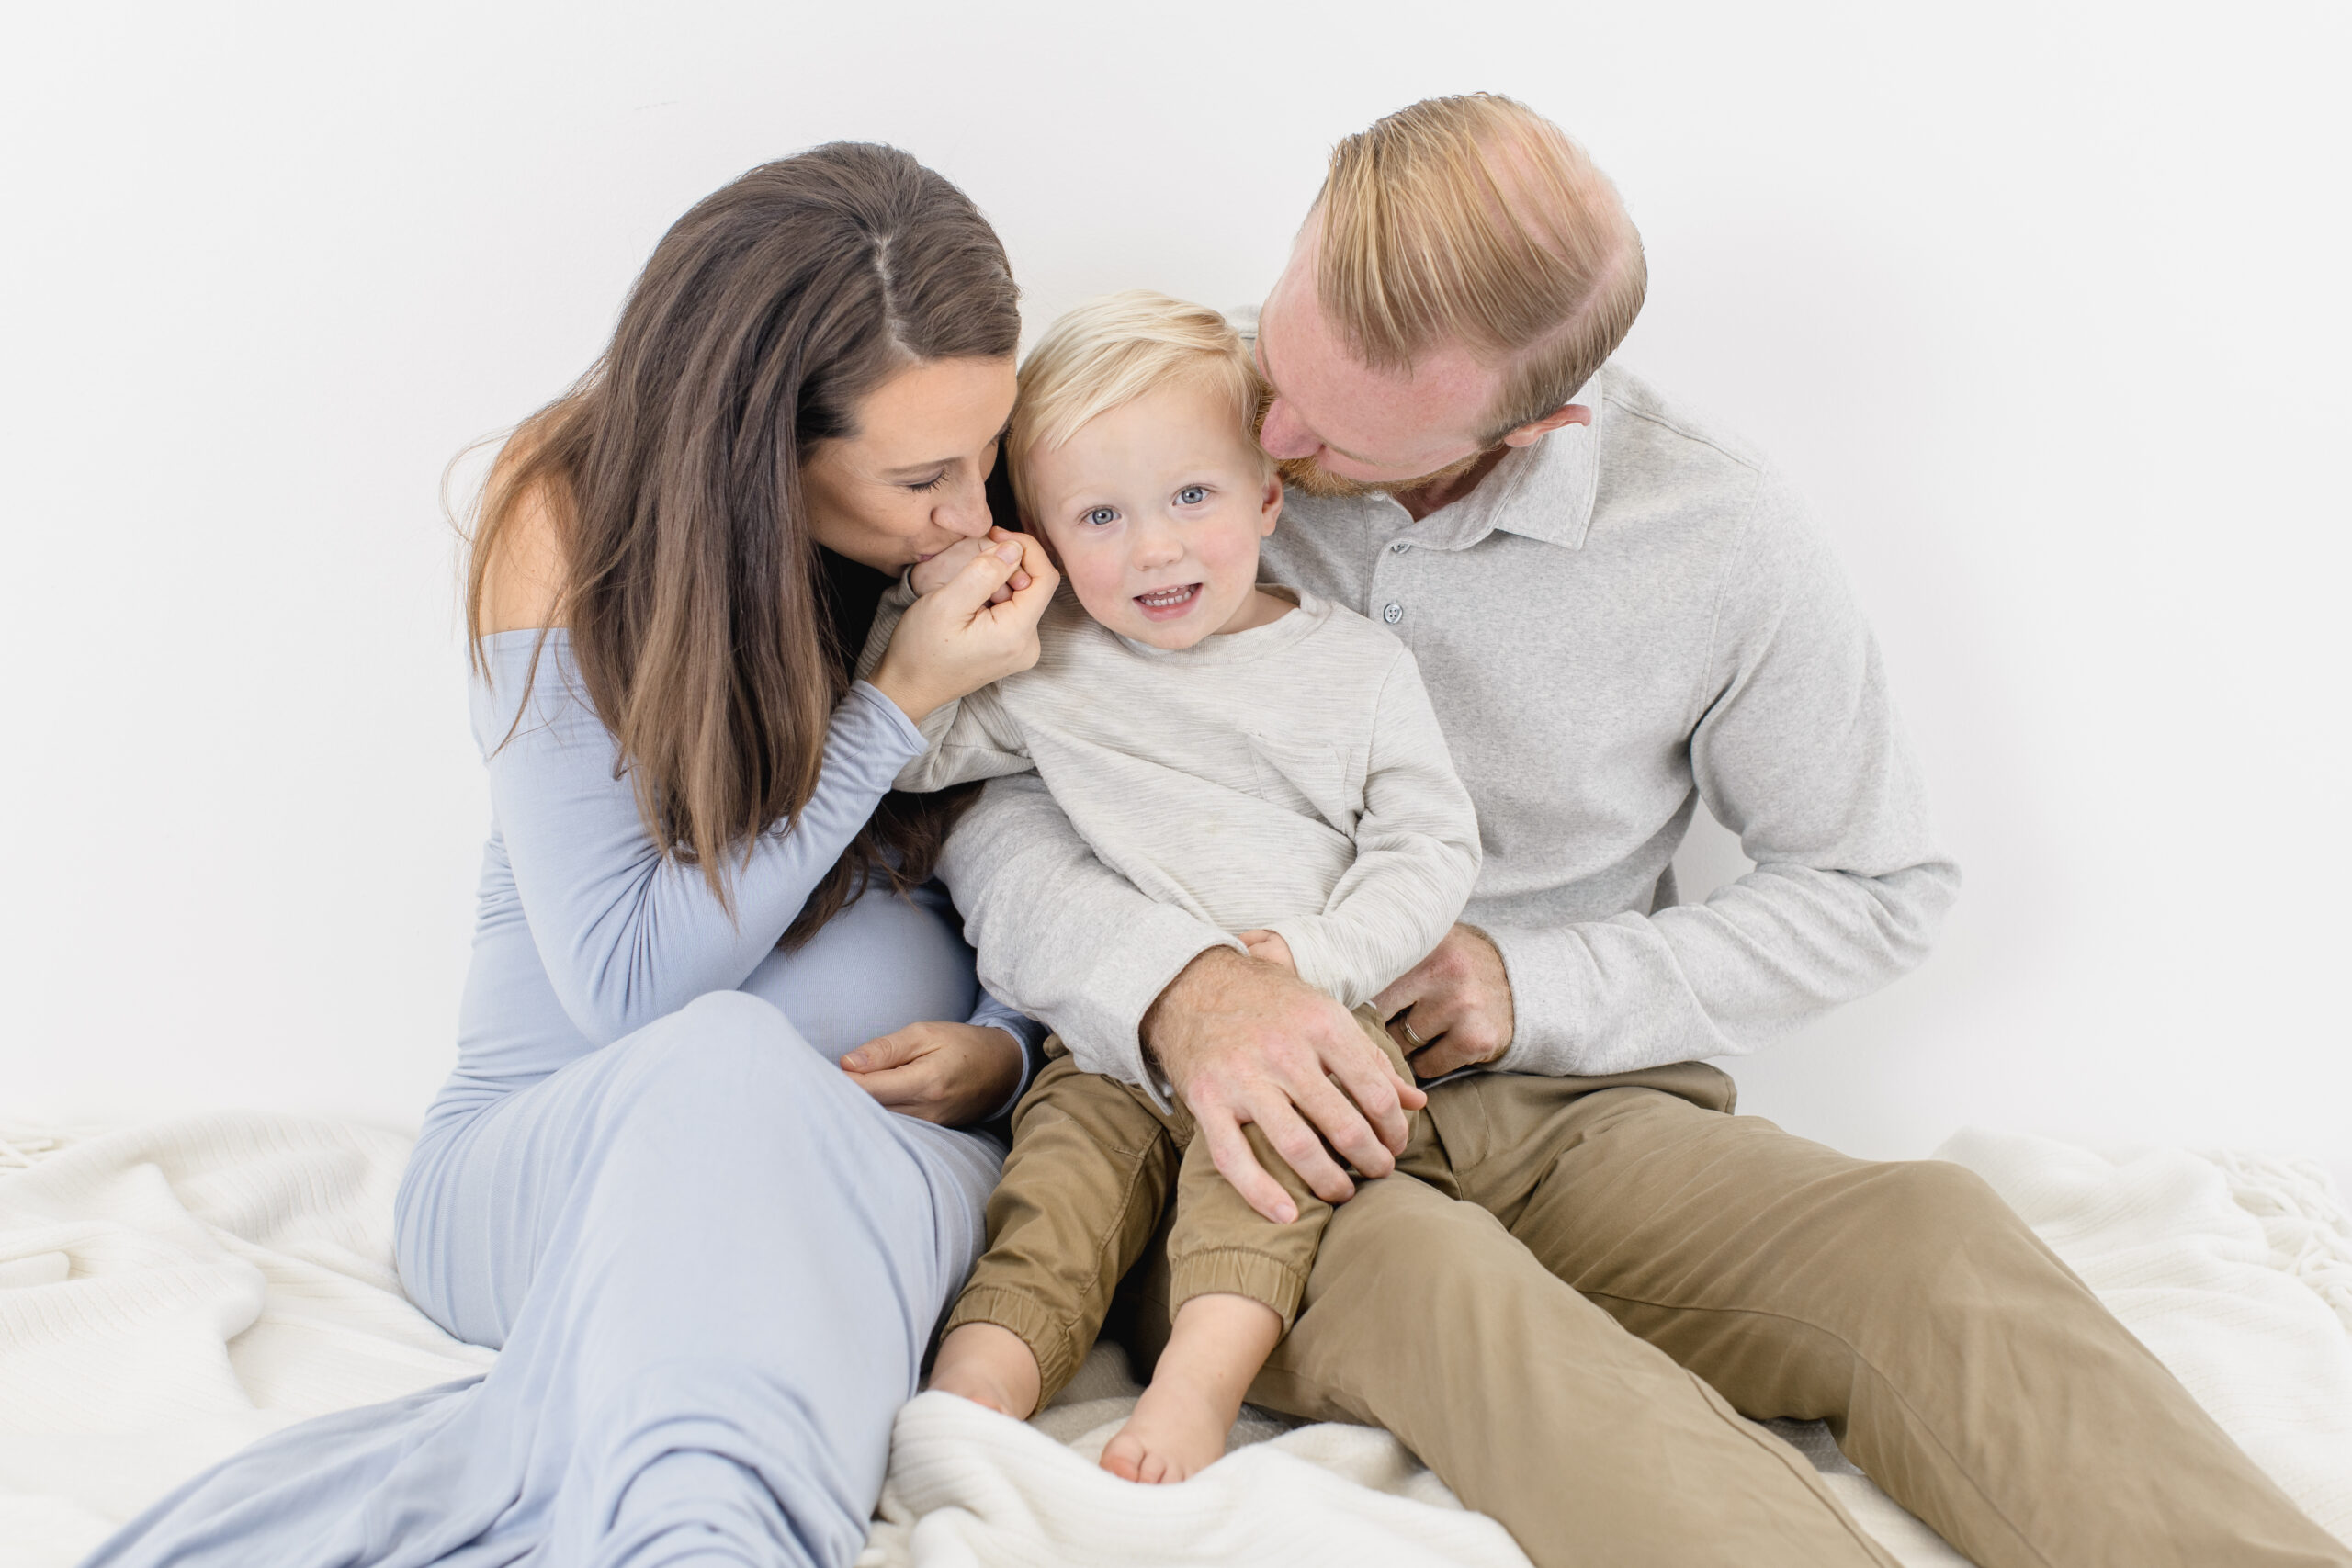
left=1099, top=1432, right=1145, bottom=1483
left=1139, top=1450, right=1170, bottom=1484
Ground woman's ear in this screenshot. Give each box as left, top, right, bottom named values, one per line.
left=1259, top=472, right=1284, bottom=537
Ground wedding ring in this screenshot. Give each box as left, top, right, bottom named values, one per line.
left=1397, top=1018, right=1427, bottom=1049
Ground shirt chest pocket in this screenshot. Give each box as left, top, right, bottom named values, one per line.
left=1240, top=729, right=1363, bottom=840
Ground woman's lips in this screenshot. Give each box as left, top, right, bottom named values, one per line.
left=1133, top=583, right=1203, bottom=620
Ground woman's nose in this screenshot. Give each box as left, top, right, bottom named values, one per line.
left=934, top=472, right=992, bottom=539
left=1257, top=397, right=1317, bottom=461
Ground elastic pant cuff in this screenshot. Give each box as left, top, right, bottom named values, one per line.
left=943, top=1286, right=1090, bottom=1410
left=1167, top=1247, right=1308, bottom=1330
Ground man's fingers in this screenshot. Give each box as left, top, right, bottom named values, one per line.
left=1246, top=1095, right=1357, bottom=1204
left=1197, top=1107, right=1300, bottom=1224
left=1317, top=1026, right=1414, bottom=1154
left=1287, top=1072, right=1396, bottom=1180
left=1372, top=957, right=1434, bottom=1021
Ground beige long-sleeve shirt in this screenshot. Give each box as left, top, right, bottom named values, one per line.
left=939, top=360, right=1960, bottom=1089
left=860, top=581, right=1482, bottom=1011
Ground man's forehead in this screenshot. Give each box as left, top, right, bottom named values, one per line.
left=1258, top=273, right=1494, bottom=457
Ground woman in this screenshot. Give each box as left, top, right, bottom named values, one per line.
left=86, top=142, right=1059, bottom=1566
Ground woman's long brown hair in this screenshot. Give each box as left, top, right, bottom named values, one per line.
left=463, top=143, right=1019, bottom=945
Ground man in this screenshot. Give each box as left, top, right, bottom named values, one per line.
left=941, top=95, right=2346, bottom=1567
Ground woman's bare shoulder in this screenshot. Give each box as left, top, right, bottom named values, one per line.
left=478, top=435, right=570, bottom=635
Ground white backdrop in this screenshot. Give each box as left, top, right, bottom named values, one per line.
left=5, top=2, right=2346, bottom=1183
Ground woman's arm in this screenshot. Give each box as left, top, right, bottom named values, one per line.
left=479, top=482, right=1057, bottom=1046
left=481, top=645, right=929, bottom=1046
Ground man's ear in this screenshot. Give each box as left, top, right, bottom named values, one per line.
left=1499, top=402, right=1596, bottom=448
left=1259, top=472, right=1284, bottom=536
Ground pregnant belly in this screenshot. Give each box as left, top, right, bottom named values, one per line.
left=736, top=882, right=982, bottom=1057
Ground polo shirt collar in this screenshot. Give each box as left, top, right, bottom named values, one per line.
left=1404, top=371, right=1605, bottom=553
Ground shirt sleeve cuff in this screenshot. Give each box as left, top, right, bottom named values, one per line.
left=1054, top=905, right=1243, bottom=1111
left=1479, top=921, right=1587, bottom=1077
left=966, top=989, right=1050, bottom=1122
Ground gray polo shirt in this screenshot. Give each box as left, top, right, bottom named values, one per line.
left=938, top=361, right=1959, bottom=1087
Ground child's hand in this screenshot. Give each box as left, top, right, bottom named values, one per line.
left=913, top=527, right=1035, bottom=604
left=1238, top=930, right=1295, bottom=974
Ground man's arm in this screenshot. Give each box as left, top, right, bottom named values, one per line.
left=937, top=773, right=1238, bottom=1092
left=937, top=773, right=1421, bottom=1219
left=1483, top=466, right=1961, bottom=1077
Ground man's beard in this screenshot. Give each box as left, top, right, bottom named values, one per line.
left=1274, top=446, right=1489, bottom=501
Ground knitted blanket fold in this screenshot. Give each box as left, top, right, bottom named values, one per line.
left=3, top=1115, right=2345, bottom=1568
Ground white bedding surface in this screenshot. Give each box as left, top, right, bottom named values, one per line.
left=2, top=1113, right=2346, bottom=1568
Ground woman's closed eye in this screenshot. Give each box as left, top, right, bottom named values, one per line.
left=907, top=470, right=950, bottom=493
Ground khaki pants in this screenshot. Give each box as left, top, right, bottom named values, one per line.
left=945, top=1007, right=1448, bottom=1404
left=1109, top=1065, right=2349, bottom=1568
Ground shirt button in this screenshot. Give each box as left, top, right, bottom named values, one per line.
left=1383, top=602, right=1404, bottom=625
left=1389, top=541, right=1410, bottom=554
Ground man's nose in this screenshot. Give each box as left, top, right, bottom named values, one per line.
left=934, top=472, right=992, bottom=538
left=1258, top=397, right=1317, bottom=461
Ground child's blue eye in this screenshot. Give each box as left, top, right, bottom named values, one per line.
left=1176, top=486, right=1209, bottom=505
left=1082, top=506, right=1118, bottom=526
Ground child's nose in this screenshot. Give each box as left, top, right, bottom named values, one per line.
left=1131, top=519, right=1185, bottom=570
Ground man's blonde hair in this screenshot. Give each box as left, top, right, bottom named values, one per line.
left=1316, top=94, right=1645, bottom=439
left=1008, top=290, right=1269, bottom=524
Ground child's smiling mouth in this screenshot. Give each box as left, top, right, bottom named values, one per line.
left=1133, top=583, right=1203, bottom=620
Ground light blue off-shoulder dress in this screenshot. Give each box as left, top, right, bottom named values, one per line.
left=82, top=627, right=1045, bottom=1568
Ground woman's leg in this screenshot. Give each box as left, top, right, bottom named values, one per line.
left=397, top=989, right=995, bottom=1568
left=85, top=990, right=992, bottom=1568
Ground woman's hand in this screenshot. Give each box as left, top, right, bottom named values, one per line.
left=841, top=1021, right=1024, bottom=1126
left=871, top=530, right=1057, bottom=724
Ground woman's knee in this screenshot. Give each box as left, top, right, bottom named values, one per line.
left=622, top=991, right=828, bottom=1096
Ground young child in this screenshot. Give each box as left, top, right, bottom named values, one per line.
left=857, top=291, right=1480, bottom=1483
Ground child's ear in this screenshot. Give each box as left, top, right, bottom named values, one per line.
left=1259, top=472, right=1283, bottom=537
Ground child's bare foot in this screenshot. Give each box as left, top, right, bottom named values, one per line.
left=928, top=1323, right=1042, bottom=1419
left=1100, top=1373, right=1234, bottom=1483
left=1098, top=1292, right=1283, bottom=1484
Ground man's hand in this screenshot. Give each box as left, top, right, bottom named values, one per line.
left=1374, top=924, right=1515, bottom=1078
left=842, top=1021, right=1023, bottom=1127
left=1143, top=947, right=1427, bottom=1224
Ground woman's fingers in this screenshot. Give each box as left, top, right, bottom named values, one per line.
left=1195, top=1105, right=1302, bottom=1224
left=849, top=1060, right=946, bottom=1119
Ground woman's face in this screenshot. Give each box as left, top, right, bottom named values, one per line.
left=800, top=355, right=1019, bottom=573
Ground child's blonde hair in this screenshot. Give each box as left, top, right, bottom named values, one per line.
left=1008, top=290, right=1270, bottom=525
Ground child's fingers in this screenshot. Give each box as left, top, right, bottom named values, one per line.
left=926, top=539, right=1025, bottom=615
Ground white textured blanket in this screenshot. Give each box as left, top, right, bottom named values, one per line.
left=2, top=1115, right=2346, bottom=1568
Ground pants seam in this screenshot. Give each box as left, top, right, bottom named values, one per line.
left=1577, top=1289, right=2052, bottom=1568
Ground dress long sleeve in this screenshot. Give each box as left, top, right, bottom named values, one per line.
left=473, top=632, right=929, bottom=1047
